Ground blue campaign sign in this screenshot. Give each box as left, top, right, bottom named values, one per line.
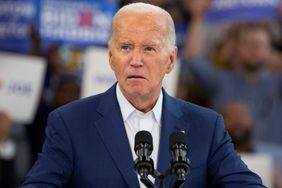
left=206, top=0, right=282, bottom=22
left=0, top=0, right=39, bottom=53
left=39, top=0, right=118, bottom=48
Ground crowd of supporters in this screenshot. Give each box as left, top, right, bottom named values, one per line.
left=0, top=0, right=281, bottom=187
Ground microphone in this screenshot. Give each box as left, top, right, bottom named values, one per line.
left=169, top=131, right=190, bottom=188
left=134, top=131, right=156, bottom=188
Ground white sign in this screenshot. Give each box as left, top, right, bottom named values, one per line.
left=241, top=153, right=273, bottom=188
left=0, top=52, right=46, bottom=124
left=81, top=47, right=180, bottom=98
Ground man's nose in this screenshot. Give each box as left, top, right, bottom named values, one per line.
left=130, top=50, right=143, bottom=68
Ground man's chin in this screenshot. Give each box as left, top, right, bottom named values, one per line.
left=243, top=62, right=264, bottom=72
left=127, top=90, right=149, bottom=99
left=124, top=84, right=147, bottom=94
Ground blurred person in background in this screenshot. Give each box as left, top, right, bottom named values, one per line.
left=269, top=42, right=282, bottom=74
left=25, top=74, right=81, bottom=165
left=221, top=101, right=282, bottom=188
left=181, top=0, right=282, bottom=145
left=211, top=24, right=244, bottom=70
left=25, top=26, right=82, bottom=165
left=175, top=0, right=211, bottom=106
left=0, top=111, right=16, bottom=188
left=43, top=45, right=66, bottom=91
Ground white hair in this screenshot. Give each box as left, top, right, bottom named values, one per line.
left=109, top=2, right=176, bottom=52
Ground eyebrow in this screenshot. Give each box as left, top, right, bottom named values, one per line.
left=115, top=38, right=164, bottom=50
left=117, top=42, right=134, bottom=48
left=119, top=42, right=133, bottom=45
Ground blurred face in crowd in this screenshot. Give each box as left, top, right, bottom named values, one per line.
left=109, top=4, right=177, bottom=112
left=269, top=48, right=282, bottom=73
left=221, top=101, right=254, bottom=146
left=0, top=111, right=12, bottom=142
left=238, top=28, right=270, bottom=72
left=53, top=80, right=80, bottom=107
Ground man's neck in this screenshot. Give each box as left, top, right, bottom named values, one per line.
left=125, top=93, right=159, bottom=113
left=118, top=85, right=161, bottom=113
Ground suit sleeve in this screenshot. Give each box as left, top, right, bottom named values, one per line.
left=207, top=115, right=266, bottom=188
left=21, top=110, right=73, bottom=188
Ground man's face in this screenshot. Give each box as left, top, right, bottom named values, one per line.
left=222, top=102, right=254, bottom=146
left=109, top=12, right=176, bottom=102
left=238, top=30, right=270, bottom=71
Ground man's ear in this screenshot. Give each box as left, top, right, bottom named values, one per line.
left=166, top=47, right=177, bottom=74
left=108, top=44, right=115, bottom=70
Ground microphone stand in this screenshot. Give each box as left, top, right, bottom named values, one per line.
left=171, top=168, right=186, bottom=188
left=134, top=131, right=190, bottom=188
left=134, top=150, right=190, bottom=188
left=140, top=177, right=156, bottom=188
left=141, top=169, right=158, bottom=188
left=138, top=167, right=188, bottom=188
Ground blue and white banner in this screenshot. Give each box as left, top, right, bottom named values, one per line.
left=0, top=0, right=39, bottom=53
left=207, top=0, right=282, bottom=22
left=0, top=52, right=46, bottom=123
left=39, top=0, right=118, bottom=48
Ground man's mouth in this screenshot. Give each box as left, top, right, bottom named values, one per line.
left=128, top=75, right=145, bottom=79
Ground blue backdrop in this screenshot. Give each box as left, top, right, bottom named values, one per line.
left=0, top=0, right=39, bottom=53
left=0, top=0, right=118, bottom=53
left=0, top=0, right=281, bottom=53
left=206, top=0, right=282, bottom=22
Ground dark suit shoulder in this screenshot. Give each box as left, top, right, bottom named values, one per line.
left=172, top=97, right=220, bottom=122
left=57, top=93, right=103, bottom=113
left=55, top=93, right=103, bottom=115
left=48, top=92, right=108, bottom=130
left=54, top=84, right=117, bottom=117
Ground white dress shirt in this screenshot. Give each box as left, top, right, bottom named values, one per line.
left=116, top=84, right=163, bottom=188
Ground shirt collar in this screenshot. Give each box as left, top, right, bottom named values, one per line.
left=116, top=84, right=163, bottom=125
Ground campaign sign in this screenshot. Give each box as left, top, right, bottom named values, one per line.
left=81, top=47, right=115, bottom=98
left=39, top=0, right=118, bottom=48
left=0, top=0, right=38, bottom=53
left=0, top=52, right=46, bottom=123
left=81, top=47, right=180, bottom=98
left=206, top=0, right=282, bottom=22
left=241, top=154, right=273, bottom=188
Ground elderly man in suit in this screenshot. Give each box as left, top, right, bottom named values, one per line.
left=21, top=2, right=265, bottom=188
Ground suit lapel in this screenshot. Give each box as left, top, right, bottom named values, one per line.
left=156, top=90, right=190, bottom=187
left=94, top=85, right=139, bottom=188
left=92, top=86, right=190, bottom=188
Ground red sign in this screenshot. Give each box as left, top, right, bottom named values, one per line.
left=79, top=11, right=93, bottom=27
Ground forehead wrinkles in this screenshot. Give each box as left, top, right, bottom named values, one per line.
left=115, top=27, right=165, bottom=45
left=112, top=11, right=169, bottom=43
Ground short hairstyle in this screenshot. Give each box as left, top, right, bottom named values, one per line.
left=109, top=2, right=176, bottom=52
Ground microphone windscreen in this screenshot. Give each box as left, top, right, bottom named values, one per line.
left=169, top=131, right=186, bottom=149
left=134, top=130, right=153, bottom=150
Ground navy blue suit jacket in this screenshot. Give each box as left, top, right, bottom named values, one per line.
left=22, top=84, right=265, bottom=188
